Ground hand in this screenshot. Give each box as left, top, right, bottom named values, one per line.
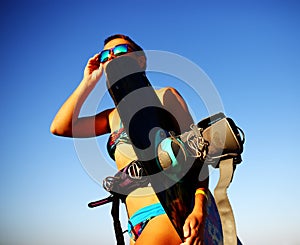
left=83, top=53, right=103, bottom=86
left=180, top=211, right=205, bottom=245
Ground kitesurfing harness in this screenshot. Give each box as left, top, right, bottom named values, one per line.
left=88, top=161, right=149, bottom=245
left=88, top=112, right=245, bottom=245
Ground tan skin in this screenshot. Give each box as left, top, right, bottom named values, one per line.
left=50, top=37, right=208, bottom=245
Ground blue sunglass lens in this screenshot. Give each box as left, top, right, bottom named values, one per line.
left=113, top=44, right=128, bottom=56
left=99, top=44, right=129, bottom=63
left=99, top=50, right=110, bottom=63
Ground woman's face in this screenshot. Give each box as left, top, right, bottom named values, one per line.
left=101, top=38, right=145, bottom=71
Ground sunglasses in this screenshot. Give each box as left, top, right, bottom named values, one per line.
left=99, top=44, right=132, bottom=63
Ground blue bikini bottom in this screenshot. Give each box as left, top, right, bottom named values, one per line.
left=128, top=202, right=166, bottom=241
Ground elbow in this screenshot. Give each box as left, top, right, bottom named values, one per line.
left=50, top=122, right=60, bottom=136
left=50, top=122, right=71, bottom=137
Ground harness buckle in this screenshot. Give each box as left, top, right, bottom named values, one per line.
left=127, top=160, right=144, bottom=179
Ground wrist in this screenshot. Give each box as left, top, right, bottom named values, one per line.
left=81, top=76, right=98, bottom=90
left=193, top=188, right=208, bottom=213
left=195, top=188, right=208, bottom=200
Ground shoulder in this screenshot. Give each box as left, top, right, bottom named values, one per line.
left=155, top=87, right=184, bottom=105
left=155, top=86, right=182, bottom=99
left=155, top=86, right=180, bottom=95
left=107, top=108, right=122, bottom=132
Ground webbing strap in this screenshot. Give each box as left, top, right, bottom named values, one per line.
left=111, top=196, right=125, bottom=245
left=214, top=158, right=237, bottom=245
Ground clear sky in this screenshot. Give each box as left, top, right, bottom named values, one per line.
left=1, top=0, right=299, bottom=244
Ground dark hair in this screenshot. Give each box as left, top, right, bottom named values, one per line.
left=104, top=34, right=146, bottom=57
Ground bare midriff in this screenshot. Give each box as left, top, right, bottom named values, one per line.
left=114, top=145, right=160, bottom=218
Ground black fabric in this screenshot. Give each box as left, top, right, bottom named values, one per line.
left=111, top=196, right=125, bottom=245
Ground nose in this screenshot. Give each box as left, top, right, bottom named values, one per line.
left=107, top=51, right=116, bottom=62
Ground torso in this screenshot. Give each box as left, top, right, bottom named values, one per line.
left=107, top=87, right=192, bottom=217
left=107, top=88, right=168, bottom=170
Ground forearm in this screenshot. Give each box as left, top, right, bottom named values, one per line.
left=182, top=175, right=208, bottom=244
left=50, top=54, right=103, bottom=137
left=193, top=187, right=208, bottom=213
left=193, top=164, right=209, bottom=212
left=50, top=78, right=96, bottom=136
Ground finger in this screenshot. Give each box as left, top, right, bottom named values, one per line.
left=189, top=226, right=201, bottom=245
left=99, top=63, right=103, bottom=72
left=87, top=54, right=100, bottom=66
left=183, top=229, right=197, bottom=245
left=183, top=222, right=191, bottom=238
left=91, top=57, right=100, bottom=67
left=183, top=237, right=191, bottom=245
left=87, top=55, right=101, bottom=71
left=183, top=236, right=200, bottom=245
left=193, top=236, right=201, bottom=245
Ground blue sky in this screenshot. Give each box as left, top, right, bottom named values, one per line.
left=1, top=0, right=299, bottom=244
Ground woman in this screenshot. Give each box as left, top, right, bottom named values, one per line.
left=50, top=34, right=208, bottom=245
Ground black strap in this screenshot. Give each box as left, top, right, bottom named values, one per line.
left=88, top=195, right=114, bottom=208
left=111, top=195, right=125, bottom=245
left=88, top=195, right=125, bottom=245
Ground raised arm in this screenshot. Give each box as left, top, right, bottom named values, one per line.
left=50, top=54, right=112, bottom=138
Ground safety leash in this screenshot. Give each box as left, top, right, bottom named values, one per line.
left=214, top=158, right=238, bottom=245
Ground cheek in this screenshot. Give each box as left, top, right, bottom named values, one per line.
left=102, top=63, right=109, bottom=78
left=102, top=60, right=112, bottom=72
